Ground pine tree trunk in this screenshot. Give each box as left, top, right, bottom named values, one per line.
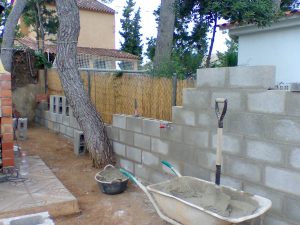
left=1, top=0, right=27, bottom=72
left=153, top=0, right=176, bottom=70
left=56, top=0, right=114, bottom=167
left=206, top=15, right=218, bottom=68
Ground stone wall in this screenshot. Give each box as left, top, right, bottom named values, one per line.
left=35, top=66, right=300, bottom=224
left=106, top=66, right=300, bottom=225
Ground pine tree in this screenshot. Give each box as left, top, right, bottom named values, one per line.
left=119, top=0, right=143, bottom=59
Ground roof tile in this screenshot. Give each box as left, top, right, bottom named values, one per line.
left=77, top=0, right=115, bottom=14
left=16, top=37, right=139, bottom=60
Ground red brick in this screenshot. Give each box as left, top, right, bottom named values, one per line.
left=1, top=124, right=13, bottom=134
left=2, top=133, right=13, bottom=143
left=2, top=158, right=14, bottom=167
left=1, top=117, right=12, bottom=125
left=0, top=90, right=12, bottom=98
left=2, top=150, right=14, bottom=158
left=1, top=142, right=14, bottom=151
left=0, top=81, right=11, bottom=90
left=0, top=73, right=11, bottom=81
left=1, top=98, right=12, bottom=106
left=1, top=106, right=12, bottom=116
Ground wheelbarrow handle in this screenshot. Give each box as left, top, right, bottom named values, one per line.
left=161, top=160, right=182, bottom=177
left=119, top=168, right=181, bottom=225
left=215, top=98, right=228, bottom=128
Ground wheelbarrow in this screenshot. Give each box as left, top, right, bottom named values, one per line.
left=120, top=161, right=272, bottom=225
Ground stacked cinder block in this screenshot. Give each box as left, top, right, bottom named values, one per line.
left=35, top=95, right=81, bottom=140
left=17, top=118, right=28, bottom=140
left=74, top=130, right=86, bottom=156
left=110, top=66, right=300, bottom=225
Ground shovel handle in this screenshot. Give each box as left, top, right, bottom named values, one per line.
left=215, top=98, right=228, bottom=128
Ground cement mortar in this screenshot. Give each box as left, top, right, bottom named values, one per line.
left=157, top=177, right=258, bottom=218
left=97, top=167, right=128, bottom=183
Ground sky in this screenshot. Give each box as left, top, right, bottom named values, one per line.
left=104, top=0, right=229, bottom=55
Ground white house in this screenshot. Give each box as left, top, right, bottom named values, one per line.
left=228, top=14, right=300, bottom=83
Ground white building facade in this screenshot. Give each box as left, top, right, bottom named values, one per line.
left=229, top=15, right=300, bottom=83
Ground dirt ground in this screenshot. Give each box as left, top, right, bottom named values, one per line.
left=18, top=125, right=165, bottom=225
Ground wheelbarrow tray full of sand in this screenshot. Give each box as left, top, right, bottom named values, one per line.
left=120, top=163, right=271, bottom=225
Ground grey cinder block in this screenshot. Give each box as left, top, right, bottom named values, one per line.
left=62, top=115, right=70, bottom=126
left=183, top=127, right=209, bottom=149
left=126, top=116, right=142, bottom=133
left=126, top=146, right=142, bottom=163
left=50, top=112, right=56, bottom=122
left=74, top=130, right=86, bottom=156
left=112, top=114, right=127, bottom=129
left=151, top=138, right=169, bottom=155
left=196, top=67, right=227, bottom=88
left=142, top=152, right=159, bottom=167
left=113, top=142, right=126, bottom=157
left=265, top=166, right=300, bottom=196
left=56, top=114, right=63, bottom=124
left=247, top=90, right=286, bottom=114
left=229, top=66, right=275, bottom=88
left=134, top=133, right=151, bottom=150
left=225, top=157, right=261, bottom=183
left=172, top=106, right=196, bottom=126
left=142, top=118, right=161, bottom=137
left=17, top=118, right=28, bottom=141
left=66, top=127, right=74, bottom=138
left=119, top=130, right=134, bottom=145
left=246, top=139, right=283, bottom=164
left=183, top=88, right=210, bottom=110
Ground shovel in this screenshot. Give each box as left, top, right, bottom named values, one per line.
left=215, top=98, right=228, bottom=186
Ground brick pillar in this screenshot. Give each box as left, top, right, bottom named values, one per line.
left=0, top=62, right=14, bottom=168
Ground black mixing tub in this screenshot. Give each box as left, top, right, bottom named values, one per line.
left=95, top=164, right=128, bottom=195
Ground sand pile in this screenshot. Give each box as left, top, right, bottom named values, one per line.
left=160, top=178, right=258, bottom=218
left=97, top=167, right=128, bottom=183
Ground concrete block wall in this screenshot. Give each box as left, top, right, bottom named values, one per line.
left=35, top=96, right=81, bottom=140
left=109, top=66, right=300, bottom=225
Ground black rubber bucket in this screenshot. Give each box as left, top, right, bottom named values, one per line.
left=95, top=165, right=128, bottom=195
left=97, top=179, right=128, bottom=195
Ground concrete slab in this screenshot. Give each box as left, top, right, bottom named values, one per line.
left=0, top=211, right=54, bottom=225
left=0, top=156, right=79, bottom=219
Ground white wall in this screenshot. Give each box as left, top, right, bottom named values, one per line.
left=230, top=16, right=300, bottom=83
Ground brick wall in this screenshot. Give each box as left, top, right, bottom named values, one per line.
left=107, top=66, right=300, bottom=225
left=0, top=71, right=14, bottom=167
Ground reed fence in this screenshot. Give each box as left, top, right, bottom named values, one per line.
left=47, top=69, right=195, bottom=124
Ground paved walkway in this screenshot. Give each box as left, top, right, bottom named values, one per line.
left=0, top=155, right=79, bottom=219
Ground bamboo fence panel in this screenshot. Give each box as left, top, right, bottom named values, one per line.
left=46, top=69, right=195, bottom=124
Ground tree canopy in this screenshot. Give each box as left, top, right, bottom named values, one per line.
left=119, top=0, right=143, bottom=59
left=22, top=0, right=59, bottom=43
